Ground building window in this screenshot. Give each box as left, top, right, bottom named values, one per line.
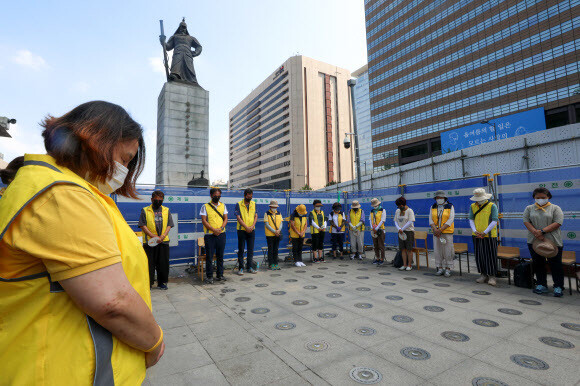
left=545, top=106, right=570, bottom=129
left=398, top=138, right=442, bottom=165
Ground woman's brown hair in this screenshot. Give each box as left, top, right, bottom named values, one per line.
left=41, top=101, right=145, bottom=198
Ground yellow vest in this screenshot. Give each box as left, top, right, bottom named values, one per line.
left=310, top=210, right=325, bottom=234
left=264, top=210, right=282, bottom=237
left=349, top=209, right=364, bottom=231
left=236, top=199, right=256, bottom=231
left=203, top=202, right=226, bottom=234
left=331, top=212, right=346, bottom=232
left=371, top=209, right=385, bottom=230
left=471, top=201, right=497, bottom=238
left=289, top=215, right=307, bottom=238
left=143, top=205, right=170, bottom=242
left=0, top=154, right=149, bottom=385
left=431, top=204, right=454, bottom=234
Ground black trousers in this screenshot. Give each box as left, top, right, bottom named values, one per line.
left=529, top=244, right=564, bottom=288
left=266, top=236, right=281, bottom=265
left=292, top=237, right=304, bottom=262
left=473, top=236, right=498, bottom=276
left=205, top=233, right=226, bottom=278
left=237, top=230, right=255, bottom=270
left=144, top=243, right=169, bottom=286
left=311, top=232, right=324, bottom=251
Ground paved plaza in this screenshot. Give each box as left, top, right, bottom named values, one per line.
left=144, top=252, right=580, bottom=385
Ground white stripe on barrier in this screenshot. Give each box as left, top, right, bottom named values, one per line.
left=498, top=179, right=580, bottom=194
left=501, top=229, right=578, bottom=241
left=117, top=195, right=284, bottom=204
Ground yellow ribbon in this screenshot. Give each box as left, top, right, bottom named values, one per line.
left=535, top=202, right=551, bottom=212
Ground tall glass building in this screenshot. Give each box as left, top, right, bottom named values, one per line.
left=365, top=0, right=580, bottom=169
left=352, top=65, right=374, bottom=175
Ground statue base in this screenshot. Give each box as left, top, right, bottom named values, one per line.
left=156, top=81, right=209, bottom=186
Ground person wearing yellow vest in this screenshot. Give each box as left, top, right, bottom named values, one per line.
left=329, top=202, right=347, bottom=260
left=139, top=190, right=174, bottom=290
left=289, top=204, right=308, bottom=267
left=200, top=187, right=228, bottom=284
left=0, top=155, right=24, bottom=197
left=264, top=200, right=283, bottom=270
left=235, top=188, right=258, bottom=275
left=349, top=200, right=366, bottom=260
left=429, top=190, right=455, bottom=277
left=469, top=188, right=499, bottom=286
left=0, top=101, right=164, bottom=385
left=308, top=200, right=327, bottom=263
left=370, top=198, right=386, bottom=264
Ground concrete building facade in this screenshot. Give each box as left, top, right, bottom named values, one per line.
left=364, top=0, right=580, bottom=170
left=229, top=56, right=355, bottom=190
left=351, top=64, right=373, bottom=176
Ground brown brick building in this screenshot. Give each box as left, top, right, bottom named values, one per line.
left=365, top=0, right=580, bottom=169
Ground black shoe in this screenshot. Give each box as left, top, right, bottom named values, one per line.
left=216, top=276, right=227, bottom=282
left=157, top=283, right=168, bottom=290
left=205, top=277, right=214, bottom=284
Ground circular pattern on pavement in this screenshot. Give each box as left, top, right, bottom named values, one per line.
left=355, top=303, right=373, bottom=309
left=354, top=327, right=376, bottom=336
left=251, top=308, right=270, bottom=314
left=357, top=268, right=369, bottom=271
left=327, top=293, right=342, bottom=298
left=270, top=273, right=281, bottom=277
left=221, top=288, right=236, bottom=293
left=295, top=270, right=306, bottom=273
left=285, top=279, right=298, bottom=282
left=412, top=289, right=428, bottom=293
left=519, top=299, right=542, bottom=305
left=510, top=354, right=549, bottom=370
left=312, top=275, right=324, bottom=278
left=381, top=282, right=396, bottom=286
left=400, top=347, right=431, bottom=360
left=318, top=267, right=329, bottom=270
left=473, top=319, right=499, bottom=327
left=386, top=295, right=403, bottom=300
left=472, top=290, right=491, bottom=295
left=424, top=305, right=445, bottom=312
left=339, top=264, right=349, bottom=267
left=240, top=277, right=253, bottom=281
left=392, top=315, right=413, bottom=323
left=441, top=331, right=470, bottom=342
left=498, top=308, right=522, bottom=315
left=292, top=300, right=309, bottom=306
left=378, top=272, right=391, bottom=275
left=332, top=280, right=345, bottom=284
left=271, top=291, right=286, bottom=295
left=561, top=322, right=580, bottom=331
left=274, top=322, right=296, bottom=330
left=539, top=337, right=575, bottom=349
left=356, top=287, right=371, bottom=291
left=317, top=312, right=338, bottom=319
left=234, top=297, right=251, bottom=302
left=303, top=285, right=317, bottom=289
left=450, top=297, right=470, bottom=303
left=349, top=367, right=382, bottom=384
left=357, top=276, right=370, bottom=279
left=434, top=283, right=450, bottom=287
left=471, top=377, right=509, bottom=386
left=336, top=271, right=348, bottom=274
left=403, top=277, right=418, bottom=281
left=255, top=283, right=268, bottom=288
left=305, top=341, right=329, bottom=352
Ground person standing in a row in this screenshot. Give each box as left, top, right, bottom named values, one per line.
left=329, top=202, right=346, bottom=260
left=200, top=188, right=228, bottom=284
left=349, top=200, right=365, bottom=260
left=309, top=200, right=326, bottom=263
left=370, top=198, right=386, bottom=265
left=395, top=197, right=415, bottom=271
left=235, top=188, right=258, bottom=275
left=430, top=190, right=455, bottom=277
left=264, top=200, right=282, bottom=270
left=469, top=188, right=499, bottom=286
left=289, top=204, right=308, bottom=267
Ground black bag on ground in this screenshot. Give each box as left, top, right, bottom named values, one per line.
left=513, top=259, right=533, bottom=288
left=393, top=250, right=403, bottom=268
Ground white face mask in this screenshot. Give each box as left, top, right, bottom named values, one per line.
left=477, top=199, right=487, bottom=204
left=436, top=199, right=445, bottom=205
left=314, top=207, right=321, bottom=211
left=94, top=161, right=129, bottom=194
left=535, top=198, right=549, bottom=206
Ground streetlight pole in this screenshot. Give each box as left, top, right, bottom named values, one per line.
left=481, top=120, right=498, bottom=141
left=347, top=79, right=362, bottom=192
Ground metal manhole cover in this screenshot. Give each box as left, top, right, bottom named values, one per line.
left=434, top=283, right=450, bottom=287
left=295, top=270, right=306, bottom=273
left=381, top=282, right=396, bottom=286
left=472, top=290, right=491, bottom=295
left=472, top=377, right=509, bottom=386
left=221, top=288, right=236, bottom=293
left=519, top=299, right=541, bottom=305
left=510, top=354, right=549, bottom=370
left=441, top=331, right=470, bottom=342
left=450, top=297, right=470, bottom=303
left=317, top=312, right=337, bottom=319
left=292, top=300, right=309, bottom=305
left=251, top=308, right=270, bottom=314
left=354, top=327, right=376, bottom=336
left=473, top=319, right=499, bottom=327
left=304, top=285, right=317, bottom=289
left=378, top=272, right=391, bottom=276
left=336, top=271, right=348, bottom=274
left=386, top=295, right=403, bottom=300
left=424, top=305, right=445, bottom=312
left=270, top=273, right=281, bottom=277
left=356, top=287, right=371, bottom=291
left=318, top=267, right=329, bottom=270
left=312, top=275, right=324, bottom=278
left=234, top=297, right=251, bottom=302
left=403, top=277, right=418, bottom=281
left=539, top=337, right=574, bottom=349
left=240, top=277, right=253, bottom=281
left=354, top=303, right=373, bottom=309
left=332, top=280, right=345, bottom=284
left=349, top=367, right=382, bottom=384
left=327, top=293, right=342, bottom=298
left=339, top=264, right=349, bottom=266
left=400, top=347, right=430, bottom=360
left=498, top=308, right=522, bottom=315
left=392, top=315, right=413, bottom=323
left=285, top=279, right=298, bottom=282
left=275, top=322, right=296, bottom=330
left=412, top=289, right=428, bottom=293
left=271, top=291, right=286, bottom=295
left=356, top=276, right=370, bottom=279
left=561, top=322, right=580, bottom=331
left=305, top=341, right=329, bottom=352
left=357, top=268, right=369, bottom=271
left=255, top=283, right=268, bottom=287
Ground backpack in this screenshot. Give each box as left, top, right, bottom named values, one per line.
left=513, top=259, right=533, bottom=288
left=393, top=250, right=404, bottom=268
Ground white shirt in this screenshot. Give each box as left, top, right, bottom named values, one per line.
left=369, top=209, right=386, bottom=229
left=328, top=212, right=346, bottom=234
left=199, top=202, right=229, bottom=216
left=428, top=204, right=455, bottom=227
left=394, top=208, right=415, bottom=231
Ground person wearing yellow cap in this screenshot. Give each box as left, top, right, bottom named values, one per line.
left=289, top=204, right=308, bottom=267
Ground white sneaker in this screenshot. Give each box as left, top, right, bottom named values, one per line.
left=295, top=262, right=301, bottom=267
left=488, top=277, right=497, bottom=286
left=435, top=268, right=444, bottom=276
left=300, top=262, right=306, bottom=267
left=406, top=266, right=412, bottom=271
left=399, top=266, right=406, bottom=271
left=476, top=274, right=488, bottom=284
left=444, top=269, right=451, bottom=277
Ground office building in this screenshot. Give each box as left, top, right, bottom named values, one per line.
left=351, top=64, right=373, bottom=175
left=229, top=56, right=355, bottom=190
left=365, top=0, right=580, bottom=169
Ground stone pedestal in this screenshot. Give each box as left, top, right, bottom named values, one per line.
left=156, top=81, right=209, bottom=186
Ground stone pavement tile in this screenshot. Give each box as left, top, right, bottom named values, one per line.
left=326, top=316, right=400, bottom=349
left=271, top=294, right=328, bottom=311
left=145, top=341, right=213, bottom=378
left=551, top=302, right=580, bottom=319
left=266, top=372, right=311, bottom=386
left=199, top=328, right=265, bottom=362
left=474, top=341, right=580, bottom=385
left=296, top=305, right=363, bottom=329
left=411, top=320, right=502, bottom=356
left=430, top=358, right=543, bottom=386
left=475, top=300, right=547, bottom=324
left=216, top=347, right=296, bottom=385
left=529, top=314, right=580, bottom=339
left=146, top=363, right=229, bottom=386
left=175, top=303, right=227, bottom=325
left=152, top=301, right=176, bottom=315
left=506, top=325, right=580, bottom=361
left=367, top=334, right=467, bottom=379
left=308, top=289, right=360, bottom=304
left=252, top=315, right=325, bottom=342
left=310, top=351, right=425, bottom=385
left=188, top=315, right=248, bottom=341
left=367, top=306, right=433, bottom=334
left=396, top=285, right=452, bottom=300
left=494, top=293, right=568, bottom=314
left=449, top=309, right=527, bottom=338
left=432, top=293, right=495, bottom=311
left=162, top=325, right=198, bottom=348
left=235, top=301, right=290, bottom=323
left=156, top=309, right=188, bottom=330
left=367, top=290, right=425, bottom=306
left=296, top=369, right=331, bottom=386
left=398, top=297, right=468, bottom=322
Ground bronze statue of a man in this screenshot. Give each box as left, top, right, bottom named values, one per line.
left=160, top=18, right=202, bottom=85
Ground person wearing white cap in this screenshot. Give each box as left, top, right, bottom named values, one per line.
left=349, top=200, right=365, bottom=260
left=429, top=190, right=455, bottom=277
left=468, top=188, right=499, bottom=286
left=264, top=200, right=283, bottom=270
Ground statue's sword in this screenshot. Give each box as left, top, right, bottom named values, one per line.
left=159, top=20, right=170, bottom=81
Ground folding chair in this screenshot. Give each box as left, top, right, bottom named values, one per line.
left=412, top=231, right=429, bottom=270
left=497, top=246, right=520, bottom=285
left=562, top=251, right=578, bottom=295
left=454, top=243, right=470, bottom=275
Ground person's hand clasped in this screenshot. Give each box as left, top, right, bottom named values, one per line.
left=398, top=229, right=403, bottom=234
left=145, top=341, right=165, bottom=368
left=533, top=229, right=543, bottom=239
left=212, top=228, right=221, bottom=236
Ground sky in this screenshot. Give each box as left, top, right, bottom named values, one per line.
left=0, top=0, right=367, bottom=184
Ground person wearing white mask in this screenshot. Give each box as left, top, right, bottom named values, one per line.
left=429, top=190, right=455, bottom=277
left=523, top=187, right=565, bottom=297
left=468, top=188, right=499, bottom=286
left=308, top=200, right=327, bottom=263
left=369, top=198, right=386, bottom=265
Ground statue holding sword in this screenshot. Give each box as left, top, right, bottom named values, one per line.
left=159, top=18, right=203, bottom=85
